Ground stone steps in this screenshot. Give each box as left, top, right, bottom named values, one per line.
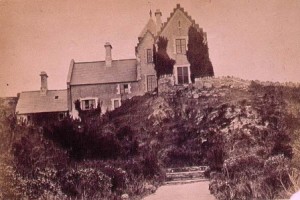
left=165, top=166, right=208, bottom=185
left=164, top=178, right=208, bottom=185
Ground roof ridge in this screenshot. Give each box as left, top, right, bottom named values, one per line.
left=21, top=89, right=67, bottom=93
left=156, top=4, right=203, bottom=38
left=75, top=58, right=136, bottom=65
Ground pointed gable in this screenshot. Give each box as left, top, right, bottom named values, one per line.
left=157, top=4, right=203, bottom=37
left=138, top=18, right=156, bottom=40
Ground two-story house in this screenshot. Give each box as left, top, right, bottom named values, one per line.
left=66, top=4, right=207, bottom=117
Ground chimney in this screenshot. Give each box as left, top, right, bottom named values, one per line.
left=155, top=9, right=162, bottom=34
left=104, top=42, right=112, bottom=67
left=40, top=71, right=48, bottom=96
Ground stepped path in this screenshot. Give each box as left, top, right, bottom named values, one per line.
left=143, top=166, right=216, bottom=200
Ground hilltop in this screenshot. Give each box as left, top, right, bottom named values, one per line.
left=1, top=76, right=300, bottom=199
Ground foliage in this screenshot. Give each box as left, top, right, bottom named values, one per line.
left=207, top=83, right=294, bottom=199
left=2, top=79, right=300, bottom=199
left=61, top=167, right=112, bottom=198
left=153, top=37, right=176, bottom=78
left=187, top=26, right=214, bottom=82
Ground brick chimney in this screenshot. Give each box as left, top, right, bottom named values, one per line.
left=155, top=9, right=162, bottom=34
left=40, top=71, right=48, bottom=96
left=104, top=42, right=112, bottom=67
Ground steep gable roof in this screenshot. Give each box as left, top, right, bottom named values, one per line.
left=138, top=17, right=156, bottom=40
left=16, top=90, right=68, bottom=114
left=69, top=59, right=137, bottom=85
left=157, top=4, right=202, bottom=38
left=135, top=30, right=155, bottom=54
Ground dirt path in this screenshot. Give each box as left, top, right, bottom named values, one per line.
left=143, top=181, right=215, bottom=200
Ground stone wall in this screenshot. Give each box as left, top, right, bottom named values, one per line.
left=157, top=75, right=175, bottom=94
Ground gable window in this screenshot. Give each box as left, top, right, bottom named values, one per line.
left=177, top=66, right=189, bottom=84
left=176, top=39, right=186, bottom=54
left=147, top=49, right=153, bottom=63
left=81, top=99, right=96, bottom=110
left=147, top=75, right=157, bottom=91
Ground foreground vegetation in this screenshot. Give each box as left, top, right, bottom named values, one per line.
left=1, top=79, right=300, bottom=199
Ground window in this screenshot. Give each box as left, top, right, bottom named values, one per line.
left=54, top=96, right=59, bottom=99
left=114, top=99, right=120, bottom=109
left=81, top=99, right=96, bottom=110
left=111, top=98, right=121, bottom=110
left=147, top=75, right=157, bottom=91
left=58, top=113, right=64, bottom=121
left=147, top=49, right=153, bottom=63
left=176, top=39, right=186, bottom=54
left=177, top=66, right=189, bottom=84
left=121, top=84, right=129, bottom=94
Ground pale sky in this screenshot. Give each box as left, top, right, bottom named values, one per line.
left=1, top=0, right=300, bottom=97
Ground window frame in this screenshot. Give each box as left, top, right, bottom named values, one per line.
left=146, top=49, right=153, bottom=63
left=175, top=39, right=186, bottom=54
left=118, top=83, right=131, bottom=94
left=58, top=113, right=65, bottom=121
left=111, top=98, right=121, bottom=110
left=174, top=65, right=191, bottom=85
left=79, top=97, right=98, bottom=111
left=147, top=75, right=157, bottom=92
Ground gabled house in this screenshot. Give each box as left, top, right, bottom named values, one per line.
left=67, top=42, right=144, bottom=118
left=15, top=4, right=209, bottom=120
left=67, top=4, right=207, bottom=116
left=16, top=72, right=68, bottom=125
left=136, top=4, right=207, bottom=86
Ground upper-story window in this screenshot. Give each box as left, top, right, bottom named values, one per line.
left=176, top=39, right=186, bottom=54
left=121, top=84, right=129, bottom=94
left=147, top=49, right=153, bottom=63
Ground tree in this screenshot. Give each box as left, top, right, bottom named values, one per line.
left=153, top=37, right=176, bottom=79
left=187, top=26, right=214, bottom=83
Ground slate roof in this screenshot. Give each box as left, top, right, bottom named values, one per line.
left=69, top=59, right=137, bottom=85
left=16, top=90, right=68, bottom=114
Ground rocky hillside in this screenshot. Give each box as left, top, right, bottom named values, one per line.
left=105, top=76, right=300, bottom=199
left=2, top=76, right=300, bottom=199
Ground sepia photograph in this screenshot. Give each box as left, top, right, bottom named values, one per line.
left=1, top=0, right=300, bottom=199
